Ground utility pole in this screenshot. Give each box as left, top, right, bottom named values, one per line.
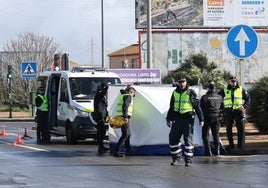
left=147, top=0, right=152, bottom=69
left=101, top=0, right=104, bottom=68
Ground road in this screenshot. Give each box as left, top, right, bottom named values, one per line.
left=0, top=122, right=267, bottom=188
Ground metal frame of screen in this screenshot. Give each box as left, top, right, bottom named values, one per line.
left=135, top=0, right=268, bottom=29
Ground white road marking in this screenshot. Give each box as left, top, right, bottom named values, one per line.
left=0, top=140, right=49, bottom=152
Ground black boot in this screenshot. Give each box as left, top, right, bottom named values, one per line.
left=204, top=146, right=212, bottom=156
left=170, top=155, right=182, bottom=166
left=98, top=145, right=110, bottom=154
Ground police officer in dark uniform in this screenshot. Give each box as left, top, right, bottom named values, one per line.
left=219, top=76, right=251, bottom=149
left=166, top=77, right=204, bottom=166
left=93, top=82, right=110, bottom=154
left=200, top=82, right=223, bottom=156
left=35, top=86, right=49, bottom=144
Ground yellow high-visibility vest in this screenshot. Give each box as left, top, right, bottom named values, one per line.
left=223, top=86, right=243, bottom=109
left=36, top=94, right=48, bottom=112
left=116, top=94, right=133, bottom=117
left=173, top=90, right=193, bottom=114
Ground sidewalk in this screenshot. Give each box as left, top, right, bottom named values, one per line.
left=219, top=123, right=268, bottom=155
left=0, top=111, right=34, bottom=121
left=1, top=111, right=268, bottom=155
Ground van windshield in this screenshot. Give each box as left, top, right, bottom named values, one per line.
left=70, top=77, right=121, bottom=100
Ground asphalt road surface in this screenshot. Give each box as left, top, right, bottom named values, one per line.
left=0, top=122, right=267, bottom=188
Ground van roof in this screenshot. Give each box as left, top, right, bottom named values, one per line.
left=38, top=69, right=120, bottom=78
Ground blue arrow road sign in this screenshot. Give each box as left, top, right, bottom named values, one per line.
left=227, top=25, right=258, bottom=59
left=21, top=61, right=37, bottom=78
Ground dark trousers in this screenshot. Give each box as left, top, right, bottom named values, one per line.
left=169, top=118, right=194, bottom=162
left=202, top=117, right=220, bottom=153
left=115, top=122, right=131, bottom=153
left=37, top=111, right=49, bottom=143
left=225, top=109, right=246, bottom=148
left=97, top=120, right=106, bottom=147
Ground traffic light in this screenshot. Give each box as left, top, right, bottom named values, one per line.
left=7, top=65, right=12, bottom=79
left=53, top=53, right=61, bottom=71
left=62, top=53, right=69, bottom=70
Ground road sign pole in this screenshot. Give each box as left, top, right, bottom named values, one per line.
left=227, top=25, right=258, bottom=86
left=240, top=59, right=245, bottom=87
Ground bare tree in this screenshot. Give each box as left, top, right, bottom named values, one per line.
left=0, top=32, right=60, bottom=109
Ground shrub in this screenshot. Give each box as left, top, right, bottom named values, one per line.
left=247, top=77, right=268, bottom=133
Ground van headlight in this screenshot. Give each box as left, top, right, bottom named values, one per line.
left=75, top=109, right=89, bottom=117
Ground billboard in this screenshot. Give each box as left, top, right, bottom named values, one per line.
left=135, top=0, right=268, bottom=29
left=139, top=30, right=268, bottom=83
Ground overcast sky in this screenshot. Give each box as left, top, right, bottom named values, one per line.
left=0, top=0, right=138, bottom=66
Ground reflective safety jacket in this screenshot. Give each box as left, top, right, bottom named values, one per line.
left=223, top=86, right=243, bottom=109
left=36, top=94, right=48, bottom=112
left=116, top=94, right=133, bottom=117
left=173, top=90, right=193, bottom=114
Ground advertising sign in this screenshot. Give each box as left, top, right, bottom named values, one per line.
left=108, top=69, right=161, bottom=84
left=139, top=31, right=268, bottom=83
left=135, top=0, right=268, bottom=29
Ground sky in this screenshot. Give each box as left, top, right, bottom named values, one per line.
left=0, top=0, right=138, bottom=66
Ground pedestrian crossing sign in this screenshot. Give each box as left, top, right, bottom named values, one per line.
left=21, top=62, right=37, bottom=78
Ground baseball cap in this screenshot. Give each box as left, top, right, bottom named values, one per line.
left=178, top=77, right=186, bottom=82
left=208, top=83, right=215, bottom=90
left=229, top=76, right=237, bottom=82
left=38, top=87, right=45, bottom=91
left=126, top=86, right=136, bottom=97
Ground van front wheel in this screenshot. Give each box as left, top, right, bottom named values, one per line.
left=66, top=124, right=77, bottom=144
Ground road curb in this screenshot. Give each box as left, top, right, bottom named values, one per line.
left=0, top=118, right=34, bottom=122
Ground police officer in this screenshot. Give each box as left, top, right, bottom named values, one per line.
left=113, top=87, right=135, bottom=157
left=166, top=77, right=204, bottom=166
left=35, top=87, right=49, bottom=144
left=200, top=82, right=223, bottom=156
left=219, top=76, right=251, bottom=149
left=93, top=82, right=110, bottom=154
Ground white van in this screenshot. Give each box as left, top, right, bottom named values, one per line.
left=38, top=67, right=121, bottom=144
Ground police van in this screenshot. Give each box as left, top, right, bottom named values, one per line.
left=38, top=67, right=121, bottom=144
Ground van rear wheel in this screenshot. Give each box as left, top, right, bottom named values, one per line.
left=66, top=125, right=77, bottom=144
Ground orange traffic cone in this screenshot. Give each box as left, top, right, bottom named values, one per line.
left=0, top=126, right=8, bottom=136
left=22, top=128, right=33, bottom=139
left=13, top=133, right=25, bottom=145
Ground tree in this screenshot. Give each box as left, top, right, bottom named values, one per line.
left=247, top=76, right=268, bottom=133
left=162, top=53, right=231, bottom=89
left=0, top=32, right=60, bottom=109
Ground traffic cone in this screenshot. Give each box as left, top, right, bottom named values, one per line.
left=13, top=133, right=25, bottom=145
left=22, top=128, right=33, bottom=139
left=0, top=126, right=8, bottom=136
